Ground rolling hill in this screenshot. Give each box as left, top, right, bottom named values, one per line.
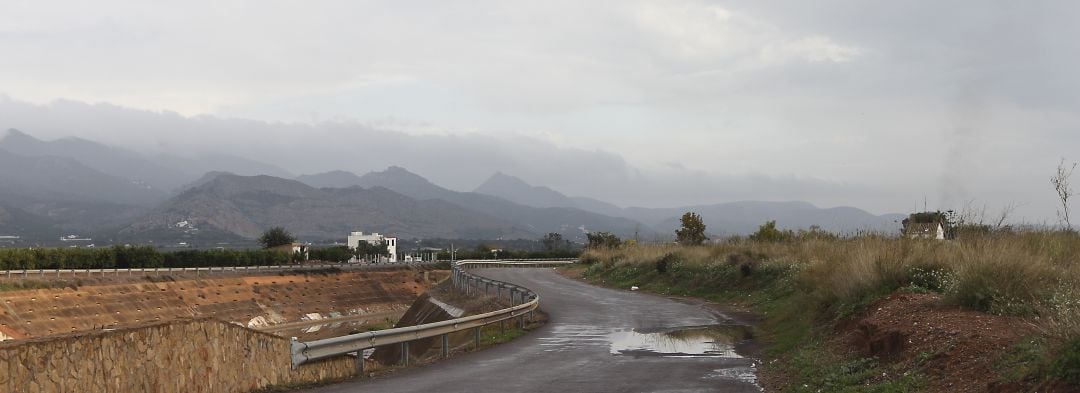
left=119, top=173, right=535, bottom=243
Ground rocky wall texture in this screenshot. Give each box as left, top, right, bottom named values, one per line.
left=0, top=318, right=355, bottom=393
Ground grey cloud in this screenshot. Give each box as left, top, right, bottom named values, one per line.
left=0, top=1, right=1078, bottom=225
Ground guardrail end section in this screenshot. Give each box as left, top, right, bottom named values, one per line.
left=290, top=337, right=306, bottom=369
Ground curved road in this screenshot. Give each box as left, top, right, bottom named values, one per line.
left=310, top=268, right=761, bottom=392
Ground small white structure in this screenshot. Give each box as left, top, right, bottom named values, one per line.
left=347, top=231, right=398, bottom=262
left=271, top=242, right=309, bottom=259
left=905, top=223, right=945, bottom=240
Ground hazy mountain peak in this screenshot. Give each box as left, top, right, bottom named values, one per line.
left=295, top=170, right=363, bottom=188
left=361, top=166, right=435, bottom=185
left=475, top=172, right=576, bottom=209
left=2, top=128, right=35, bottom=141
left=480, top=171, right=529, bottom=187
left=0, top=128, right=45, bottom=151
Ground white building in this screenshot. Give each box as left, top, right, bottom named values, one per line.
left=347, top=231, right=398, bottom=262
left=905, top=223, right=946, bottom=240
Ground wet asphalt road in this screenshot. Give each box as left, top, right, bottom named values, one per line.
left=308, top=268, right=761, bottom=393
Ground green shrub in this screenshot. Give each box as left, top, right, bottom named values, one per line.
left=1051, top=336, right=1080, bottom=384
left=655, top=253, right=678, bottom=274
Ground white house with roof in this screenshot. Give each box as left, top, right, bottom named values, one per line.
left=347, top=231, right=398, bottom=262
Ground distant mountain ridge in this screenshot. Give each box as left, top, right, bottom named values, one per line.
left=0, top=129, right=906, bottom=244
left=120, top=173, right=534, bottom=242
left=350, top=167, right=651, bottom=240
left=0, top=147, right=164, bottom=206
left=0, top=129, right=292, bottom=193
left=295, top=170, right=364, bottom=189
left=472, top=172, right=904, bottom=235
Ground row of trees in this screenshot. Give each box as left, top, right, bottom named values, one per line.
left=0, top=246, right=294, bottom=270
left=306, top=242, right=390, bottom=263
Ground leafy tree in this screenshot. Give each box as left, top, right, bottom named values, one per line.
left=353, top=240, right=390, bottom=261
left=675, top=212, right=708, bottom=245
left=749, top=220, right=793, bottom=242
left=258, top=227, right=295, bottom=249
left=586, top=232, right=621, bottom=249
left=541, top=232, right=563, bottom=250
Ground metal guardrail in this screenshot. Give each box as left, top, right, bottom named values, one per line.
left=288, top=259, right=576, bottom=369
left=0, top=261, right=436, bottom=279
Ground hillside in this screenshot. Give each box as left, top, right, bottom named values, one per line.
left=0, top=129, right=187, bottom=192
left=295, top=170, right=365, bottom=189
left=473, top=172, right=902, bottom=236
left=353, top=167, right=653, bottom=240
left=119, top=173, right=534, bottom=243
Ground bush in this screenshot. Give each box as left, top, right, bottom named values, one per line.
left=1051, top=337, right=1080, bottom=384
left=726, top=252, right=761, bottom=277
left=656, top=253, right=678, bottom=274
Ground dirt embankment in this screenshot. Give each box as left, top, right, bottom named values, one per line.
left=772, top=291, right=1056, bottom=392
left=0, top=268, right=446, bottom=341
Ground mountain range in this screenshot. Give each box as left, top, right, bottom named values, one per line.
left=0, top=129, right=905, bottom=245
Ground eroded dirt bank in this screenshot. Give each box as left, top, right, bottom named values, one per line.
left=0, top=267, right=446, bottom=342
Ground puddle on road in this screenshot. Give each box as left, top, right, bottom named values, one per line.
left=609, top=324, right=761, bottom=388
left=608, top=325, right=754, bottom=358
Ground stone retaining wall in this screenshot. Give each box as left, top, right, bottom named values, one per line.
left=0, top=318, right=355, bottom=393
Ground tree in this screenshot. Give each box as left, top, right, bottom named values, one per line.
left=258, top=227, right=295, bottom=249
left=541, top=232, right=563, bottom=250
left=353, top=240, right=390, bottom=262
left=749, top=220, right=793, bottom=242
left=675, top=212, right=707, bottom=245
left=1051, top=158, right=1077, bottom=230
left=586, top=232, right=621, bottom=249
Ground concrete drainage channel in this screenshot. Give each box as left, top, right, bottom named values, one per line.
left=288, top=259, right=575, bottom=376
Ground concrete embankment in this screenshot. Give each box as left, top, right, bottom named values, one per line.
left=0, top=268, right=445, bottom=342
left=368, top=283, right=521, bottom=366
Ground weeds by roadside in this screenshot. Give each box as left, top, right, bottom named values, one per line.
left=579, top=231, right=1080, bottom=389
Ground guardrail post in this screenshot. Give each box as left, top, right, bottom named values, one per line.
left=355, top=351, right=365, bottom=378
left=474, top=327, right=481, bottom=349
left=441, top=333, right=449, bottom=358
left=401, top=341, right=410, bottom=366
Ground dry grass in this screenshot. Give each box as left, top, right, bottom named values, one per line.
left=582, top=232, right=1080, bottom=340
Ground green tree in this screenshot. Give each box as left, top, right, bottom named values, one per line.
left=675, top=212, right=707, bottom=245
left=542, top=232, right=563, bottom=250
left=258, top=227, right=295, bottom=249
left=353, top=240, right=390, bottom=261
left=749, top=220, right=793, bottom=242
left=586, top=232, right=621, bottom=249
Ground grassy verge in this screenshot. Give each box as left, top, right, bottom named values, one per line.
left=578, top=232, right=1080, bottom=390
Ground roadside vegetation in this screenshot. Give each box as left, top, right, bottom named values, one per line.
left=579, top=222, right=1080, bottom=390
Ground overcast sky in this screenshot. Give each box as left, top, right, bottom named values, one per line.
left=1, top=1, right=1079, bottom=223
